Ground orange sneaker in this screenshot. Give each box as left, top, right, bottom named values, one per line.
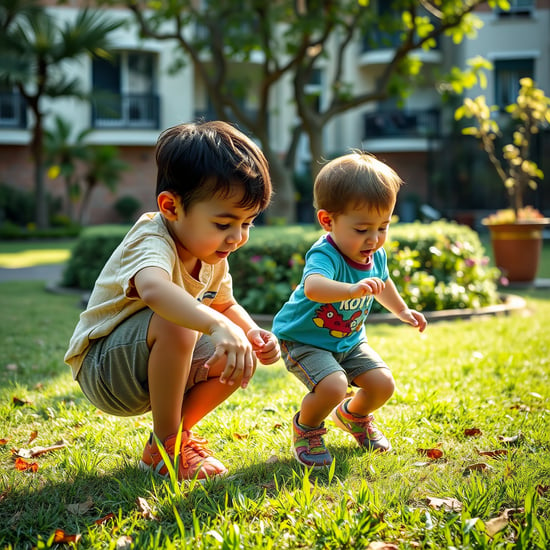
left=140, top=431, right=228, bottom=481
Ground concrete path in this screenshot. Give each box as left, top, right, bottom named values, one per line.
left=0, top=264, right=65, bottom=284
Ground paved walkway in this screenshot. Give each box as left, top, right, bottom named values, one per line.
left=0, top=263, right=65, bottom=284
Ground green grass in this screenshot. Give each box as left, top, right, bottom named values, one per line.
left=0, top=279, right=549, bottom=549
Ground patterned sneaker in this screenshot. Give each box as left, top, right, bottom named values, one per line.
left=140, top=431, right=228, bottom=481
left=292, top=412, right=333, bottom=468
left=330, top=398, right=391, bottom=452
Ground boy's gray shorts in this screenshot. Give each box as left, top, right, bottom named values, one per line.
left=77, top=308, right=214, bottom=416
left=280, top=339, right=389, bottom=391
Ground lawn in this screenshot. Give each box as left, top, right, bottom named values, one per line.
left=0, top=273, right=549, bottom=548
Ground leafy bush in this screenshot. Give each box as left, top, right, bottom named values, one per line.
left=62, top=221, right=500, bottom=313
left=114, top=195, right=142, bottom=223
left=62, top=225, right=129, bottom=289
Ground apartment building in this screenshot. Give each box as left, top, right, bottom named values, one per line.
left=0, top=1, right=548, bottom=225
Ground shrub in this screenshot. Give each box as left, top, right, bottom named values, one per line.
left=62, top=221, right=500, bottom=314
left=114, top=195, right=142, bottom=223
left=62, top=225, right=129, bottom=289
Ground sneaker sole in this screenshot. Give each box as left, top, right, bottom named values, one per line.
left=330, top=407, right=392, bottom=452
left=138, top=460, right=227, bottom=482
left=291, top=444, right=332, bottom=468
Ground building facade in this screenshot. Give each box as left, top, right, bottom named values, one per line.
left=0, top=0, right=548, bottom=225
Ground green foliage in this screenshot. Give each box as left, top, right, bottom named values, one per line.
left=62, top=222, right=500, bottom=313
left=230, top=222, right=500, bottom=314
left=113, top=195, right=142, bottom=223
left=0, top=182, right=79, bottom=239
left=61, top=225, right=129, bottom=288
left=455, top=77, right=550, bottom=218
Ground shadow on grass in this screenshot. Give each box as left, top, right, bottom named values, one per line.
left=0, top=448, right=357, bottom=548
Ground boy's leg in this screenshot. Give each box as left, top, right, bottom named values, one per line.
left=144, top=316, right=228, bottom=480
left=347, top=367, right=395, bottom=417
left=330, top=342, right=395, bottom=452
left=180, top=350, right=253, bottom=431
left=146, top=312, right=198, bottom=443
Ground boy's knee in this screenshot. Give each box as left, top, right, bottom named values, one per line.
left=314, top=372, right=349, bottom=404
left=147, top=314, right=198, bottom=352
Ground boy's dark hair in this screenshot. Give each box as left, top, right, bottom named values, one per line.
left=314, top=151, right=403, bottom=215
left=156, top=120, right=272, bottom=212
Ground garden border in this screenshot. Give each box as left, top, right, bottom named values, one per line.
left=251, top=293, right=528, bottom=327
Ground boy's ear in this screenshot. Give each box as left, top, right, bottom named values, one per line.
left=157, top=191, right=179, bottom=220
left=317, top=209, right=333, bottom=231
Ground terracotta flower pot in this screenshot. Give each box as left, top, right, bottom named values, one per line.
left=485, top=219, right=549, bottom=282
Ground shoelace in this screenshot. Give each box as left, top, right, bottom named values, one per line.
left=306, top=427, right=328, bottom=454
left=180, top=435, right=212, bottom=467
left=352, top=414, right=382, bottom=439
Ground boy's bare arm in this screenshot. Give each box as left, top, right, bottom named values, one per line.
left=213, top=301, right=281, bottom=367
left=134, top=266, right=232, bottom=335
left=134, top=266, right=255, bottom=385
left=304, top=273, right=385, bottom=303
left=375, top=278, right=427, bottom=332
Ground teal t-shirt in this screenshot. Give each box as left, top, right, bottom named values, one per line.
left=272, top=234, right=389, bottom=353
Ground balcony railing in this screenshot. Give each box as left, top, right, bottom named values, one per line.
left=92, top=93, right=160, bottom=129
left=0, top=93, right=27, bottom=129
left=364, top=109, right=440, bottom=139
left=362, top=26, right=440, bottom=53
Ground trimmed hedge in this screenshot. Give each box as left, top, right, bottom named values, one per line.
left=62, top=221, right=500, bottom=314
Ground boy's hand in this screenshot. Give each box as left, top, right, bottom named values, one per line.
left=349, top=277, right=385, bottom=298
left=206, top=322, right=256, bottom=388
left=397, top=308, right=427, bottom=333
left=247, top=328, right=281, bottom=366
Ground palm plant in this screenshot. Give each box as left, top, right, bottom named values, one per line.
left=0, top=1, right=122, bottom=228
left=44, top=116, right=92, bottom=223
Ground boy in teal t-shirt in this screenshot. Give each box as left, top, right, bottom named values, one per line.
left=272, top=152, right=427, bottom=468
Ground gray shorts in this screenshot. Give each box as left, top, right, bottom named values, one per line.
left=77, top=308, right=214, bottom=416
left=280, top=339, right=389, bottom=391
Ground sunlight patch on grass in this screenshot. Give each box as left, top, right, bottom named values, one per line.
left=0, top=249, right=71, bottom=268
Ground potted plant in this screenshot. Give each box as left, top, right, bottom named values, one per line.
left=455, top=78, right=550, bottom=282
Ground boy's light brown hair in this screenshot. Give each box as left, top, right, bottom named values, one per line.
left=314, top=151, right=403, bottom=215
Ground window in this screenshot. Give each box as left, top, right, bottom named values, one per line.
left=496, top=0, right=534, bottom=17
left=494, top=58, right=534, bottom=109
left=92, top=51, right=159, bottom=128
left=0, top=85, right=27, bottom=128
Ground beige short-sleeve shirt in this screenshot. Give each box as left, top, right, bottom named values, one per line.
left=64, top=212, right=233, bottom=378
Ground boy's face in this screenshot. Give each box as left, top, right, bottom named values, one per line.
left=318, top=203, right=394, bottom=266
left=163, top=185, right=258, bottom=267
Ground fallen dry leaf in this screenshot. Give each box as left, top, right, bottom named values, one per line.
left=95, top=513, right=115, bottom=525
left=477, top=449, right=508, bottom=458
left=464, top=462, right=492, bottom=474
left=14, top=457, right=38, bottom=472
left=464, top=428, right=482, bottom=437
left=116, top=535, right=133, bottom=549
left=232, top=432, right=249, bottom=440
left=53, top=529, right=82, bottom=544
left=484, top=514, right=509, bottom=537
left=14, top=442, right=66, bottom=459
left=136, top=497, right=157, bottom=520
left=417, top=448, right=444, bottom=459
left=536, top=484, right=549, bottom=496
left=67, top=496, right=94, bottom=515
left=12, top=396, right=31, bottom=407
left=367, top=542, right=399, bottom=550
left=27, top=431, right=38, bottom=445
left=498, top=434, right=522, bottom=445
left=0, top=438, right=8, bottom=445
left=426, top=496, right=462, bottom=511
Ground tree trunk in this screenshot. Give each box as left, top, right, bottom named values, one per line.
left=262, top=148, right=296, bottom=223
left=30, top=107, right=49, bottom=229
